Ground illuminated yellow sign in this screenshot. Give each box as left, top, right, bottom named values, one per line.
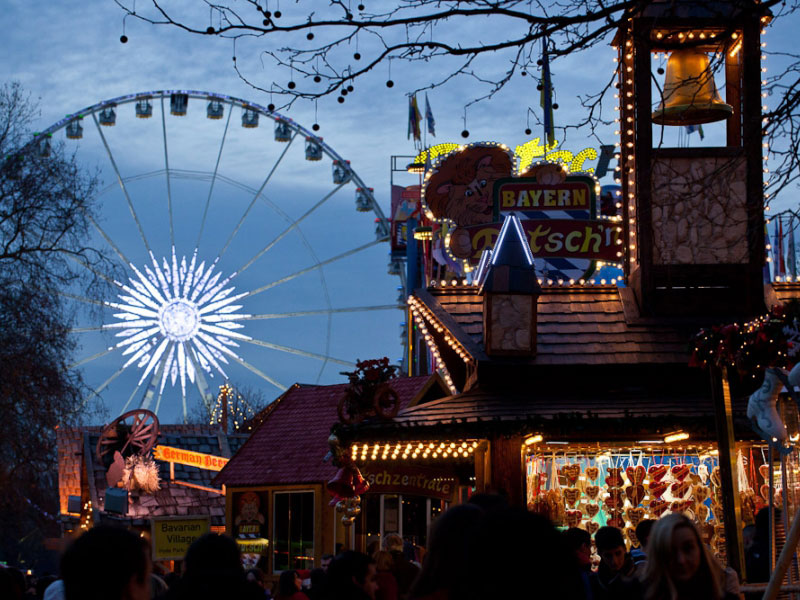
left=236, top=539, right=270, bottom=555
left=151, top=517, right=210, bottom=560
left=412, top=138, right=598, bottom=174
left=153, top=445, right=230, bottom=471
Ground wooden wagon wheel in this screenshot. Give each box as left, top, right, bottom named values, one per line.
left=337, top=388, right=366, bottom=425
left=373, top=384, right=399, bottom=419
left=95, top=409, right=160, bottom=463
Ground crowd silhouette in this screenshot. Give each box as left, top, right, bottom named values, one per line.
left=0, top=497, right=762, bottom=600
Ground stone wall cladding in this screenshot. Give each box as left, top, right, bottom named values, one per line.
left=651, top=156, right=748, bottom=265
left=489, top=294, right=533, bottom=352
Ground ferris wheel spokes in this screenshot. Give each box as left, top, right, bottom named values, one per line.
left=228, top=352, right=287, bottom=392
left=159, top=96, right=175, bottom=249
left=60, top=291, right=104, bottom=308
left=86, top=214, right=135, bottom=268
left=69, top=346, right=115, bottom=370
left=139, top=343, right=171, bottom=412
left=245, top=236, right=389, bottom=299
left=245, top=305, right=400, bottom=319
left=195, top=101, right=234, bottom=251
left=186, top=347, right=216, bottom=415
left=242, top=337, right=354, bottom=367
left=91, top=112, right=153, bottom=257
left=217, top=131, right=298, bottom=261
left=237, top=181, right=347, bottom=275
left=78, top=360, right=130, bottom=410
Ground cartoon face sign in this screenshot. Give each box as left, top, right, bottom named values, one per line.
left=235, top=491, right=265, bottom=527
left=424, top=146, right=513, bottom=227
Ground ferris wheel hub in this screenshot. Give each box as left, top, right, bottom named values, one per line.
left=159, top=298, right=200, bottom=342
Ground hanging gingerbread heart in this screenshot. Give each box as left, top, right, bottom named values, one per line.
left=759, top=464, right=771, bottom=481
left=561, top=464, right=580, bottom=486
left=710, top=466, right=722, bottom=488
left=604, top=487, right=624, bottom=509
left=649, top=499, right=669, bottom=517
left=564, top=487, right=581, bottom=508
left=625, top=526, right=640, bottom=548
left=585, top=485, right=600, bottom=500
left=671, top=480, right=692, bottom=499
left=648, top=464, right=668, bottom=482
left=711, top=501, right=723, bottom=520
left=697, top=503, right=710, bottom=521
left=606, top=467, right=623, bottom=487
left=585, top=466, right=600, bottom=482
left=671, top=464, right=691, bottom=481
left=607, top=509, right=624, bottom=529
left=648, top=480, right=668, bottom=499
left=585, top=520, right=600, bottom=535
left=671, top=500, right=693, bottom=514
left=585, top=503, right=600, bottom=518
left=565, top=509, right=582, bottom=528
left=693, top=484, right=710, bottom=502
left=625, top=484, right=645, bottom=507
left=626, top=465, right=646, bottom=485
left=626, top=506, right=646, bottom=527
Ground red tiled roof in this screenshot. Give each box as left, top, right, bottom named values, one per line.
left=426, top=285, right=695, bottom=365
left=214, top=376, right=443, bottom=487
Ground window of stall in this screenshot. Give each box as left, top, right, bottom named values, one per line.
left=273, top=490, right=315, bottom=572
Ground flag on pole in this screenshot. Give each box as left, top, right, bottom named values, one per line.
left=540, top=39, right=555, bottom=147
left=773, top=219, right=783, bottom=278
left=685, top=124, right=705, bottom=140
left=789, top=218, right=797, bottom=279
left=425, top=93, right=436, bottom=137
left=780, top=218, right=787, bottom=277
left=408, top=95, right=422, bottom=142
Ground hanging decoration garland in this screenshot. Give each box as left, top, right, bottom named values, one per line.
left=689, top=300, right=800, bottom=375
left=690, top=300, right=800, bottom=450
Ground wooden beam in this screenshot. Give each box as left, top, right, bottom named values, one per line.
left=725, top=38, right=742, bottom=147
left=712, top=368, right=745, bottom=577
left=742, top=15, right=766, bottom=315
left=632, top=19, right=654, bottom=313
left=489, top=435, right=525, bottom=507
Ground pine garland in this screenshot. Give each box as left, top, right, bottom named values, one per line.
left=690, top=300, right=800, bottom=377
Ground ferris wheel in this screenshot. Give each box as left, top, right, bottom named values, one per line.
left=37, top=90, right=403, bottom=422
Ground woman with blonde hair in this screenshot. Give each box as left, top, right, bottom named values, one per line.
left=639, top=513, right=738, bottom=600
left=373, top=550, right=398, bottom=600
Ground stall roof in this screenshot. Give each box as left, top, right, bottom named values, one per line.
left=419, top=285, right=697, bottom=367
left=214, top=375, right=448, bottom=487
left=346, top=384, right=755, bottom=443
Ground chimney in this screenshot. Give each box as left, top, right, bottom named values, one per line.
left=479, top=215, right=542, bottom=357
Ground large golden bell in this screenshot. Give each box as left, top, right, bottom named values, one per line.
left=652, top=49, right=733, bottom=126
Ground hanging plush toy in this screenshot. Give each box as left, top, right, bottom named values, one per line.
left=747, top=368, right=789, bottom=444
left=747, top=362, right=800, bottom=450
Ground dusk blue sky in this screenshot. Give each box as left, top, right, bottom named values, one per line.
left=3, top=1, right=796, bottom=423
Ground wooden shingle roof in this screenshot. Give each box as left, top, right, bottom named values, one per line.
left=426, top=285, right=695, bottom=366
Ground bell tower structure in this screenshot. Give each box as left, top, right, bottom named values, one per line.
left=614, top=2, right=769, bottom=317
